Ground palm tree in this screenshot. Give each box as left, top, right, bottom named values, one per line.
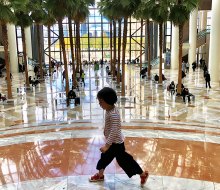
left=45, top=0, right=76, bottom=96
left=169, top=0, right=199, bottom=94
left=15, top=11, right=33, bottom=88
left=113, top=0, right=141, bottom=96
left=146, top=19, right=151, bottom=78
left=149, top=0, right=169, bottom=84
left=42, top=11, right=56, bottom=76
left=71, top=0, right=94, bottom=73
left=30, top=1, right=46, bottom=79
left=112, top=20, right=117, bottom=79
left=98, top=0, right=118, bottom=78
left=134, top=0, right=152, bottom=78
left=117, top=18, right=122, bottom=84
left=139, top=19, right=143, bottom=71
left=67, top=14, right=76, bottom=87
left=0, top=2, right=16, bottom=99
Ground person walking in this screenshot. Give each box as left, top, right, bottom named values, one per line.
left=205, top=71, right=211, bottom=88
left=89, top=87, right=149, bottom=187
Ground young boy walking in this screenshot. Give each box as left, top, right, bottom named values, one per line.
left=89, top=87, right=149, bottom=187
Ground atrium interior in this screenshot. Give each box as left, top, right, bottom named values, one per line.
left=0, top=0, right=220, bottom=189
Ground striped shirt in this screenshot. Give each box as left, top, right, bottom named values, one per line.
left=104, top=107, right=124, bottom=145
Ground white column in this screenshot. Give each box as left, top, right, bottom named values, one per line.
left=208, top=0, right=220, bottom=82
left=171, top=24, right=179, bottom=70
left=157, top=25, right=160, bottom=57
left=25, top=27, right=32, bottom=59
left=201, top=11, right=207, bottom=30
left=7, top=24, right=18, bottom=73
left=200, top=11, right=208, bottom=61
left=188, top=8, right=198, bottom=66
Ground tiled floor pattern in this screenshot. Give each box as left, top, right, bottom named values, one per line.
left=0, top=64, right=220, bottom=189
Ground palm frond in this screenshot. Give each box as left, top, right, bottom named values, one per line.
left=0, top=4, right=16, bottom=24
left=15, top=11, right=32, bottom=27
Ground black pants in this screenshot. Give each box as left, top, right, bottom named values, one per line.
left=206, top=81, right=211, bottom=88
left=183, top=94, right=190, bottom=102
left=96, top=143, right=143, bottom=178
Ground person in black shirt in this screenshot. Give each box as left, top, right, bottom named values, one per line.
left=68, top=88, right=76, bottom=100
left=154, top=74, right=159, bottom=82
left=182, top=88, right=190, bottom=103
left=205, top=71, right=211, bottom=88
left=169, top=81, right=175, bottom=95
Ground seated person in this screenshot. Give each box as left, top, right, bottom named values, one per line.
left=29, top=76, right=40, bottom=86
left=29, top=76, right=32, bottom=84
left=169, top=81, right=175, bottom=95
left=68, top=88, right=76, bottom=100
left=176, top=83, right=184, bottom=93
left=140, top=67, right=147, bottom=78
left=33, top=78, right=40, bottom=86
left=0, top=93, right=6, bottom=102
left=162, top=74, right=167, bottom=81
left=19, top=63, right=23, bottom=72
left=154, top=74, right=159, bottom=82
left=182, top=88, right=193, bottom=103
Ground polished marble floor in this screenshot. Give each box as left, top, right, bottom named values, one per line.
left=0, top=63, right=220, bottom=190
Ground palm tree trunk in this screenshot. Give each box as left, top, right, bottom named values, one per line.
left=113, top=20, right=117, bottom=78
left=110, top=21, right=113, bottom=74
left=140, top=19, right=143, bottom=73
left=74, top=23, right=79, bottom=72
left=68, top=16, right=76, bottom=87
left=177, top=24, right=183, bottom=95
left=78, top=26, right=82, bottom=72
left=159, top=23, right=163, bottom=84
left=117, top=19, right=122, bottom=84
left=147, top=19, right=151, bottom=78
left=21, top=27, right=30, bottom=88
left=2, top=24, right=12, bottom=98
left=121, top=17, right=128, bottom=96
left=48, top=25, right=52, bottom=75
left=37, top=24, right=43, bottom=79
left=58, top=19, right=69, bottom=96
left=75, top=22, right=80, bottom=72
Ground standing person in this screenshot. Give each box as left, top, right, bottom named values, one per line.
left=81, top=70, right=85, bottom=86
left=182, top=60, right=186, bottom=73
left=192, top=62, right=196, bottom=72
left=205, top=71, right=211, bottom=88
left=62, top=70, right=66, bottom=81
left=89, top=87, right=149, bottom=187
left=186, top=62, right=189, bottom=73
left=76, top=70, right=80, bottom=82
left=203, top=64, right=208, bottom=78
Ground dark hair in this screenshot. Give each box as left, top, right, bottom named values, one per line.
left=97, top=87, right=117, bottom=105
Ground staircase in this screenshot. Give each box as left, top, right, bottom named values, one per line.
left=182, top=29, right=210, bottom=59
